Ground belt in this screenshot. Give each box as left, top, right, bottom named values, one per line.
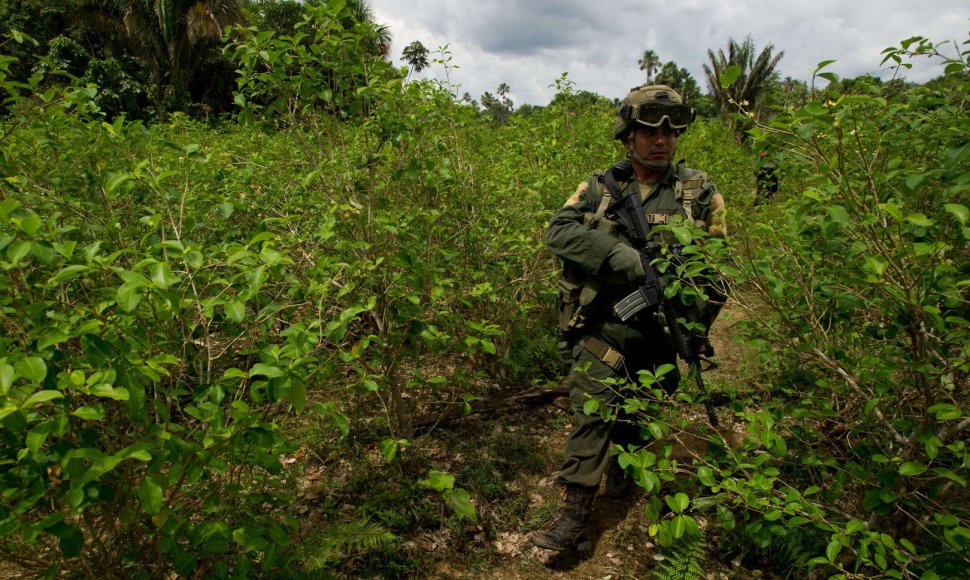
left=582, top=336, right=625, bottom=371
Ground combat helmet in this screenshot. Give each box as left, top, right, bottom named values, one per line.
left=614, top=84, right=695, bottom=139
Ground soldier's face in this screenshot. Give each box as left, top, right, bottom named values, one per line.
left=629, top=125, right=678, bottom=168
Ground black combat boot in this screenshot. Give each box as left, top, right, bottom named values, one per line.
left=529, top=485, right=596, bottom=556
left=604, top=456, right=634, bottom=498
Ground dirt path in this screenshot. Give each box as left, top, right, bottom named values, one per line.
left=429, top=302, right=751, bottom=579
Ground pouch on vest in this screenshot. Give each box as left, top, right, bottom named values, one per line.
left=555, top=277, right=582, bottom=361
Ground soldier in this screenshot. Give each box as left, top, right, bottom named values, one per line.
left=530, top=85, right=726, bottom=555
left=755, top=149, right=780, bottom=205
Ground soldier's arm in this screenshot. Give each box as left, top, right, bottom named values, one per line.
left=707, top=190, right=726, bottom=238
left=698, top=174, right=726, bottom=238
left=545, top=179, right=620, bottom=274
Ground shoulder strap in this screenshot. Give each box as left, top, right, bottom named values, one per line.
left=590, top=160, right=634, bottom=225
left=676, top=165, right=709, bottom=224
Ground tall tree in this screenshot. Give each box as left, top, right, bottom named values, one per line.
left=402, top=40, right=429, bottom=73
left=70, top=1, right=246, bottom=109
left=655, top=61, right=701, bottom=103
left=703, top=35, right=784, bottom=123
left=638, top=49, right=660, bottom=84
left=241, top=0, right=304, bottom=37
left=344, top=0, right=390, bottom=59
left=480, top=83, right=513, bottom=124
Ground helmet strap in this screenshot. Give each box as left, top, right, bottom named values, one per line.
left=627, top=142, right=669, bottom=170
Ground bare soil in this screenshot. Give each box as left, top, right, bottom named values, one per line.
left=412, top=301, right=757, bottom=579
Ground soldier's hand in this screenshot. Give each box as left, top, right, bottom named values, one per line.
left=607, top=243, right=645, bottom=284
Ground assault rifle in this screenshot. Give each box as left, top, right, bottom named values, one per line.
left=604, top=167, right=719, bottom=427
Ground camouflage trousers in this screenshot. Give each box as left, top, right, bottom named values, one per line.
left=556, top=320, right=679, bottom=488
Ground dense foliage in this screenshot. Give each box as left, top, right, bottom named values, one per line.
left=618, top=37, right=969, bottom=579
left=0, top=4, right=967, bottom=577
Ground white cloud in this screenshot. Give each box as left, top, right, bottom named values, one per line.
left=370, top=0, right=969, bottom=105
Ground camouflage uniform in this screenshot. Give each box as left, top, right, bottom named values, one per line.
left=530, top=84, right=726, bottom=556
left=547, top=162, right=724, bottom=487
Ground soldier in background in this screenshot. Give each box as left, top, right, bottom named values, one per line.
left=755, top=149, right=780, bottom=204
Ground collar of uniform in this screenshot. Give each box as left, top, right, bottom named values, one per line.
left=634, top=163, right=676, bottom=200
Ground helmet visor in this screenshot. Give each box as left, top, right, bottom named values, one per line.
left=622, top=103, right=694, bottom=130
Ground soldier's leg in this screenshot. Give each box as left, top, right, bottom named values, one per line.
left=533, top=340, right=620, bottom=554
left=556, top=343, right=623, bottom=488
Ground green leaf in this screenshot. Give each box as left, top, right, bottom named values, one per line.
left=22, top=390, right=62, bottom=408
left=249, top=364, right=284, bottom=378
left=446, top=488, right=478, bottom=522
left=719, top=65, right=742, bottom=88
left=15, top=357, right=47, bottom=383
left=865, top=255, right=889, bottom=277
left=697, top=466, right=715, bottom=487
left=48, top=264, right=89, bottom=285
left=420, top=469, right=455, bottom=492
left=657, top=525, right=673, bottom=548
left=826, top=540, right=842, bottom=562
left=827, top=205, right=850, bottom=228
left=116, top=281, right=144, bottom=312
left=0, top=198, right=21, bottom=218
left=673, top=226, right=692, bottom=246
left=879, top=203, right=902, bottom=220
left=139, top=477, right=163, bottom=515
left=904, top=173, right=930, bottom=192
left=6, top=240, right=30, bottom=263
left=380, top=438, right=401, bottom=463
left=945, top=62, right=967, bottom=74
left=480, top=339, right=497, bottom=355
left=217, top=202, right=235, bottom=219
left=225, top=301, right=246, bottom=322
left=904, top=213, right=933, bottom=227
left=16, top=212, right=41, bottom=236
left=0, top=364, right=15, bottom=395
left=90, top=384, right=129, bottom=401
left=151, top=262, right=176, bottom=289
left=944, top=204, right=969, bottom=226
left=26, top=422, right=52, bottom=452
left=72, top=405, right=106, bottom=421
left=899, top=461, right=928, bottom=476
left=223, top=368, right=248, bottom=379
left=671, top=515, right=687, bottom=539
left=583, top=399, right=599, bottom=415
left=815, top=59, right=837, bottom=71
left=287, top=380, right=306, bottom=413
left=931, top=467, right=967, bottom=487
left=38, top=330, right=69, bottom=351
left=104, top=171, right=131, bottom=193
left=331, top=411, right=349, bottom=437
left=665, top=492, right=690, bottom=513
left=927, top=403, right=963, bottom=420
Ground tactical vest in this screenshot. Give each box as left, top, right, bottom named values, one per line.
left=556, top=161, right=714, bottom=350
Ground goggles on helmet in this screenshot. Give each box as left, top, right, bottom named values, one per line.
left=620, top=103, right=694, bottom=130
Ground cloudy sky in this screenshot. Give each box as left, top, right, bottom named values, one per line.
left=369, top=0, right=968, bottom=106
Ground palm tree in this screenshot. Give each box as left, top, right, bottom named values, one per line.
left=402, top=40, right=429, bottom=73
left=638, top=50, right=660, bottom=84
left=71, top=1, right=246, bottom=109
left=703, top=35, right=783, bottom=122
left=345, top=0, right=391, bottom=60
left=655, top=61, right=701, bottom=103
